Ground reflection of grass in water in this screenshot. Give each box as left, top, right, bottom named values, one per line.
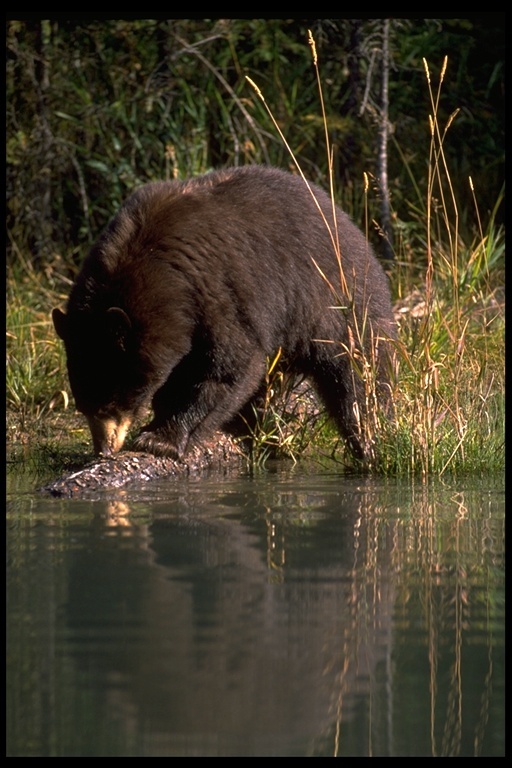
left=306, top=484, right=504, bottom=757
left=255, top=477, right=501, bottom=755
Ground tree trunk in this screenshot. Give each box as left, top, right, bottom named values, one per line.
left=379, top=19, right=394, bottom=260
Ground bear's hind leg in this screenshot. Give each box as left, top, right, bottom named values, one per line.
left=310, top=358, right=369, bottom=462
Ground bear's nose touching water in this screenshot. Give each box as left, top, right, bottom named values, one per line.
left=53, top=165, right=396, bottom=463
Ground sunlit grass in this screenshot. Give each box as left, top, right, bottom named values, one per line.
left=381, top=58, right=504, bottom=475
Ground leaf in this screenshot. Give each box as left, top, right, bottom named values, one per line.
left=85, top=159, right=110, bottom=174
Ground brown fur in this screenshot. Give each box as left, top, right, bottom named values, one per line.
left=53, top=166, right=396, bottom=460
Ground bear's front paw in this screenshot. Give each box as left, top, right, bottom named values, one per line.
left=132, top=429, right=188, bottom=460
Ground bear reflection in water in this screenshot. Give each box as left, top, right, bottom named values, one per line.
left=53, top=165, right=396, bottom=463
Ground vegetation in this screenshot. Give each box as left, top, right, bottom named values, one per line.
left=6, top=17, right=504, bottom=476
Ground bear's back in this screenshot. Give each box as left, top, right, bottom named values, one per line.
left=88, top=166, right=368, bottom=281
left=71, top=166, right=394, bottom=346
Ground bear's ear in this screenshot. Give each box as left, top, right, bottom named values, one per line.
left=106, top=307, right=132, bottom=351
left=52, top=308, right=68, bottom=340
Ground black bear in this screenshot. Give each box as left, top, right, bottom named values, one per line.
left=53, top=165, right=395, bottom=461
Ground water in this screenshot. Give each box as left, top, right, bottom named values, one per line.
left=7, top=465, right=505, bottom=756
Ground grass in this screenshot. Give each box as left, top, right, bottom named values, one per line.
left=6, top=49, right=504, bottom=478
left=381, top=58, right=504, bottom=475
left=6, top=281, right=65, bottom=428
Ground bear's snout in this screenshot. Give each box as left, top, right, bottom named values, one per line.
left=86, top=414, right=132, bottom=456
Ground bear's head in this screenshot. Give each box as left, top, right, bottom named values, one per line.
left=52, top=306, right=147, bottom=455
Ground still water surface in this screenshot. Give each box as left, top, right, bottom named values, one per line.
left=7, top=465, right=504, bottom=756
